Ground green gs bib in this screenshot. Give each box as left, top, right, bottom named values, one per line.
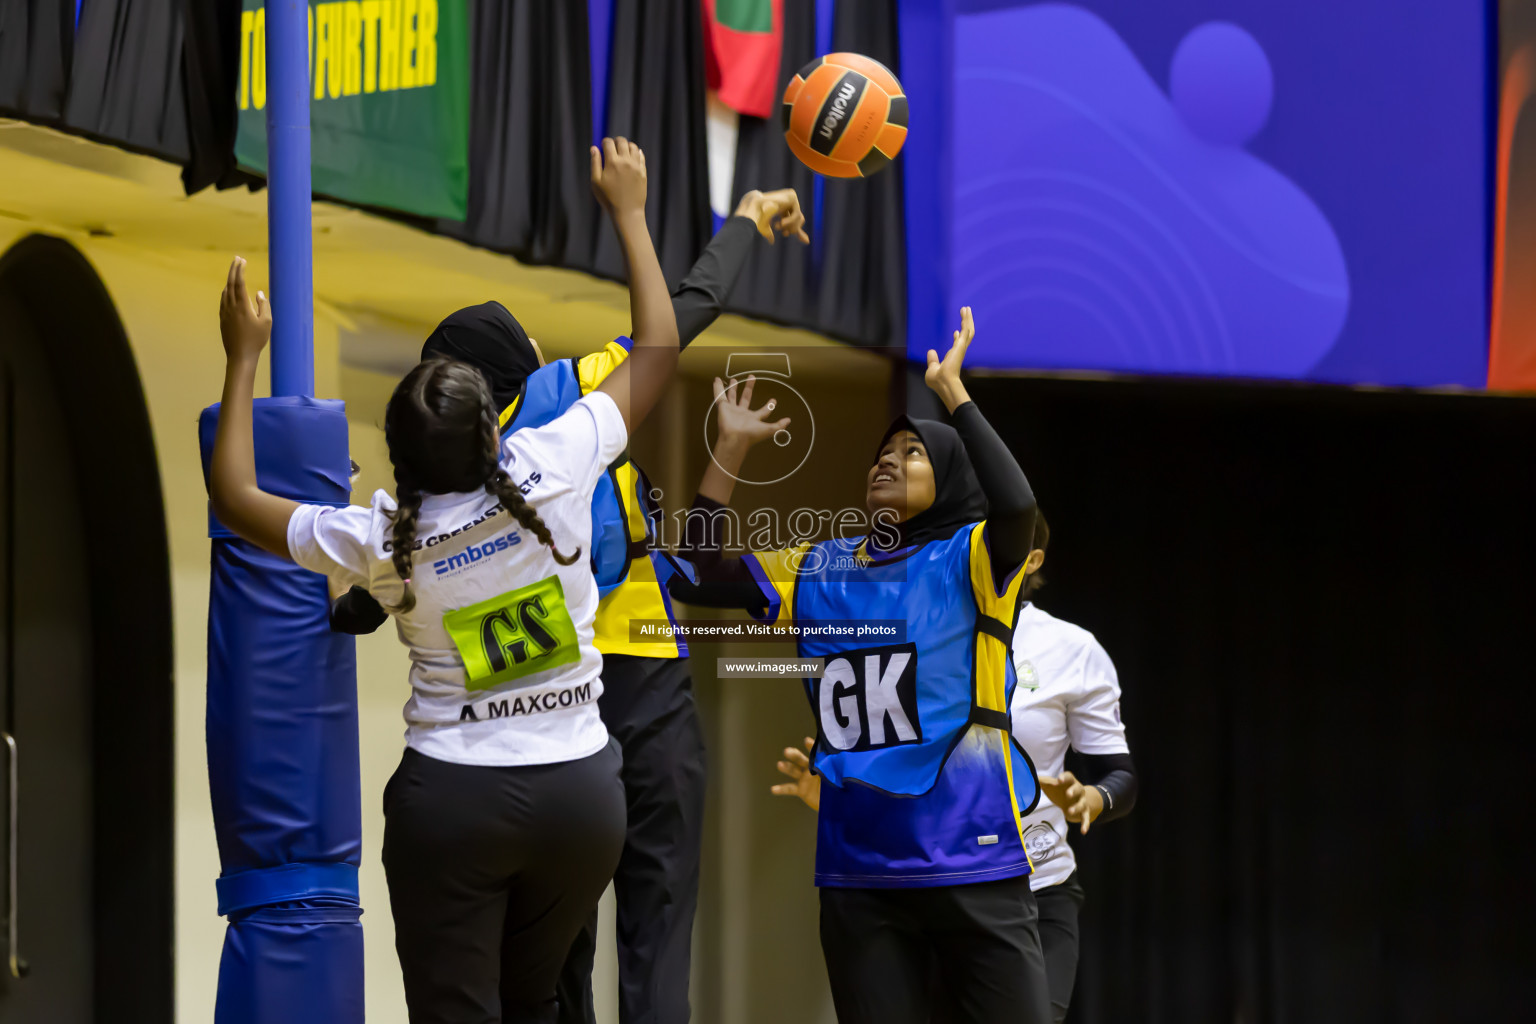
left=443, top=575, right=581, bottom=691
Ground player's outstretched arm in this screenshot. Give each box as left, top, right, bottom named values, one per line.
left=928, top=306, right=1039, bottom=580
left=590, top=137, right=680, bottom=433
left=673, top=188, right=809, bottom=348
left=667, top=376, right=787, bottom=611
left=209, top=257, right=300, bottom=558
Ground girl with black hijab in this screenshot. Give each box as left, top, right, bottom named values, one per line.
left=677, top=308, right=1052, bottom=1024
left=330, top=188, right=809, bottom=1024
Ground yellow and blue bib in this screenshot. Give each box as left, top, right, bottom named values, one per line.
left=500, top=339, right=686, bottom=658
left=745, top=524, right=1039, bottom=887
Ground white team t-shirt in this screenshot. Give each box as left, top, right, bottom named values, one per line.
left=287, top=391, right=627, bottom=767
left=1010, top=602, right=1130, bottom=890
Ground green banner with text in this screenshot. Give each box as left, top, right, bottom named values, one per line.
left=235, top=0, right=469, bottom=220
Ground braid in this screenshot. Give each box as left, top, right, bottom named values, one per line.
left=479, top=398, right=581, bottom=567
left=489, top=469, right=581, bottom=566
left=388, top=479, right=423, bottom=613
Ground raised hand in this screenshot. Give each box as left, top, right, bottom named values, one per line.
left=770, top=736, right=820, bottom=811
left=735, top=188, right=811, bottom=245
left=924, top=305, right=974, bottom=412
left=219, top=256, right=272, bottom=364
left=1037, top=770, right=1104, bottom=835
left=712, top=375, right=792, bottom=450
left=590, top=136, right=648, bottom=215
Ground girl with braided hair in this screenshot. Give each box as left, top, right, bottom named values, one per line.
left=208, top=138, right=679, bottom=1024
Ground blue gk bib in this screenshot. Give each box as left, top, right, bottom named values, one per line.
left=785, top=527, right=1042, bottom=887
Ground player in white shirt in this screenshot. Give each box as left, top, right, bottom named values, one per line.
left=208, top=138, right=681, bottom=1024
left=772, top=514, right=1138, bottom=1023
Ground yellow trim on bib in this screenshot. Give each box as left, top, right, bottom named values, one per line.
left=967, top=523, right=1034, bottom=860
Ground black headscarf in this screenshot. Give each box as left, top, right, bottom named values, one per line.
left=873, top=415, right=989, bottom=551
left=420, top=301, right=539, bottom=414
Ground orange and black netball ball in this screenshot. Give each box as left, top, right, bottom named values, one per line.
left=782, top=52, right=908, bottom=178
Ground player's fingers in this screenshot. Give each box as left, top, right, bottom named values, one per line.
left=614, top=136, right=630, bottom=159
left=1058, top=771, right=1077, bottom=786
left=712, top=376, right=725, bottom=402
left=926, top=349, right=940, bottom=368
left=739, top=375, right=756, bottom=406
left=1037, top=775, right=1058, bottom=787
left=233, top=258, right=251, bottom=312
left=603, top=137, right=618, bottom=166
left=773, top=417, right=792, bottom=432
left=771, top=783, right=799, bottom=797
left=590, top=145, right=602, bottom=182
left=803, top=736, right=815, bottom=752
left=776, top=760, right=802, bottom=779
left=256, top=290, right=270, bottom=322
left=786, top=746, right=811, bottom=768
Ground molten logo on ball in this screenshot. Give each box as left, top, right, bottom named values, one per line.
left=818, top=78, right=862, bottom=142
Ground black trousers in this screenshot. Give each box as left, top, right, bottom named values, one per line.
left=382, top=740, right=627, bottom=1024
left=1037, top=874, right=1086, bottom=1023
left=929, top=873, right=1086, bottom=1024
left=820, top=874, right=1053, bottom=1024
left=555, top=654, right=707, bottom=1024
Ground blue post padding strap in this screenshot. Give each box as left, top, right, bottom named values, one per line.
left=216, top=862, right=360, bottom=918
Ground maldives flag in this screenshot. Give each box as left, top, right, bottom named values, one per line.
left=702, top=0, right=783, bottom=118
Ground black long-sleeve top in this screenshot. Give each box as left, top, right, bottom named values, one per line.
left=1076, top=751, right=1138, bottom=824
left=951, top=399, right=1037, bottom=581
left=673, top=215, right=757, bottom=349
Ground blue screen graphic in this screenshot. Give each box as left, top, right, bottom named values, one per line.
left=906, top=1, right=1491, bottom=388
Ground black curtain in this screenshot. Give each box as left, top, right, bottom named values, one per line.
left=64, top=0, right=190, bottom=162
left=724, top=0, right=819, bottom=327
left=818, top=0, right=905, bottom=348
left=963, top=376, right=1536, bottom=1024
left=180, top=0, right=246, bottom=192
left=440, top=0, right=711, bottom=288
left=437, top=0, right=600, bottom=268
left=591, top=0, right=713, bottom=285
left=0, top=0, right=73, bottom=120
left=722, top=0, right=906, bottom=349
